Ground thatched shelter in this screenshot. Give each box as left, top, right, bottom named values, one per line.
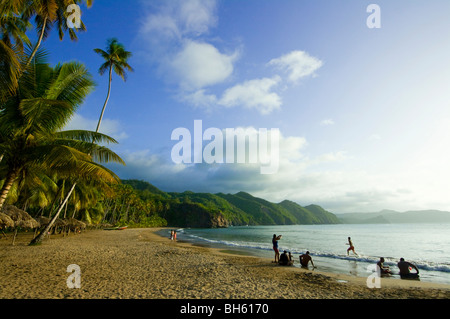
left=54, top=218, right=67, bottom=228
left=0, top=212, right=14, bottom=229
left=65, top=218, right=86, bottom=234
left=35, top=216, right=67, bottom=236
left=2, top=205, right=39, bottom=245
left=2, top=205, right=39, bottom=229
left=35, top=216, right=50, bottom=227
left=0, top=212, right=14, bottom=238
left=53, top=218, right=68, bottom=235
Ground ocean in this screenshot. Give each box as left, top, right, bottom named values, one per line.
left=159, top=223, right=450, bottom=286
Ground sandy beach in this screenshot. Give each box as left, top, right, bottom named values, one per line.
left=1, top=227, right=449, bottom=300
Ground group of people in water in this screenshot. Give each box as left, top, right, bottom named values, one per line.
left=272, top=234, right=420, bottom=279
left=273, top=234, right=314, bottom=267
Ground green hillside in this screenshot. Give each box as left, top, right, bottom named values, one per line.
left=278, top=201, right=341, bottom=224
left=121, top=179, right=341, bottom=227
left=168, top=191, right=252, bottom=226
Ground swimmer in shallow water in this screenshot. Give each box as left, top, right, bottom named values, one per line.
left=397, top=258, right=419, bottom=279
left=299, top=251, right=315, bottom=269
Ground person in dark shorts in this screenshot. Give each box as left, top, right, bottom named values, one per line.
left=272, top=234, right=282, bottom=263
left=346, top=237, right=357, bottom=256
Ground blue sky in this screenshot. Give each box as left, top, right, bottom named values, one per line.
left=40, top=0, right=450, bottom=213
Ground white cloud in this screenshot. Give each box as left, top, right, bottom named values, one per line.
left=112, top=127, right=305, bottom=188
left=183, top=89, right=218, bottom=109
left=139, top=0, right=240, bottom=98
left=218, top=76, right=282, bottom=115
left=63, top=114, right=128, bottom=142
left=139, top=2, right=323, bottom=115
left=269, top=50, right=323, bottom=83
left=112, top=122, right=450, bottom=213
left=171, top=40, right=237, bottom=90
left=177, top=0, right=217, bottom=36
left=141, top=12, right=180, bottom=41
left=183, top=50, right=323, bottom=114
left=140, top=0, right=217, bottom=40
left=320, top=119, right=335, bottom=126
left=314, top=151, right=348, bottom=163
left=182, top=76, right=283, bottom=114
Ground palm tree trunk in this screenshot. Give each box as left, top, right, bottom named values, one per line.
left=63, top=199, right=69, bottom=218
left=12, top=228, right=19, bottom=245
left=47, top=185, right=63, bottom=217
left=46, top=59, right=112, bottom=234
left=0, top=170, right=17, bottom=210
left=96, top=63, right=113, bottom=133
left=29, top=183, right=76, bottom=245
left=25, top=16, right=48, bottom=68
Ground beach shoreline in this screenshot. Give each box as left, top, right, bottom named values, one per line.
left=1, top=227, right=449, bottom=299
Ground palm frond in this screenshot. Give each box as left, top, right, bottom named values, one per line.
left=19, top=98, right=73, bottom=133
left=94, top=38, right=133, bottom=81
left=97, top=61, right=110, bottom=76
left=45, top=61, right=95, bottom=106
left=54, top=130, right=119, bottom=145
left=0, top=40, right=21, bottom=99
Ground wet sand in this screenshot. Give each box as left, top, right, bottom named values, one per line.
left=1, top=228, right=449, bottom=299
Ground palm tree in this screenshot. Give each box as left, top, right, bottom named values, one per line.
left=0, top=48, right=124, bottom=212
left=0, top=1, right=94, bottom=98
left=0, top=39, right=22, bottom=103
left=93, top=38, right=133, bottom=132
left=0, top=0, right=94, bottom=68
left=43, top=37, right=133, bottom=228
left=0, top=11, right=31, bottom=51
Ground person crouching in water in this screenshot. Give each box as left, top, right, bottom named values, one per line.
left=299, top=251, right=315, bottom=269
left=279, top=250, right=294, bottom=266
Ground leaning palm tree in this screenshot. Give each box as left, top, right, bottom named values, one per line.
left=0, top=48, right=125, bottom=243
left=40, top=38, right=133, bottom=229
left=93, top=38, right=133, bottom=132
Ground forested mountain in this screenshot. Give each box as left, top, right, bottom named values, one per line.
left=122, top=180, right=341, bottom=228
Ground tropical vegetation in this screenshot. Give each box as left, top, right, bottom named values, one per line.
left=0, top=1, right=340, bottom=244
left=94, top=37, right=133, bottom=132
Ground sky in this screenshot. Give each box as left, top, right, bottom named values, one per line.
left=38, top=0, right=450, bottom=213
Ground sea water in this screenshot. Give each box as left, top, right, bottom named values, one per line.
left=161, top=223, right=450, bottom=285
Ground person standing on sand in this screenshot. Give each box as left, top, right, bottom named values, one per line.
left=272, top=234, right=282, bottom=263
left=346, top=237, right=357, bottom=256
